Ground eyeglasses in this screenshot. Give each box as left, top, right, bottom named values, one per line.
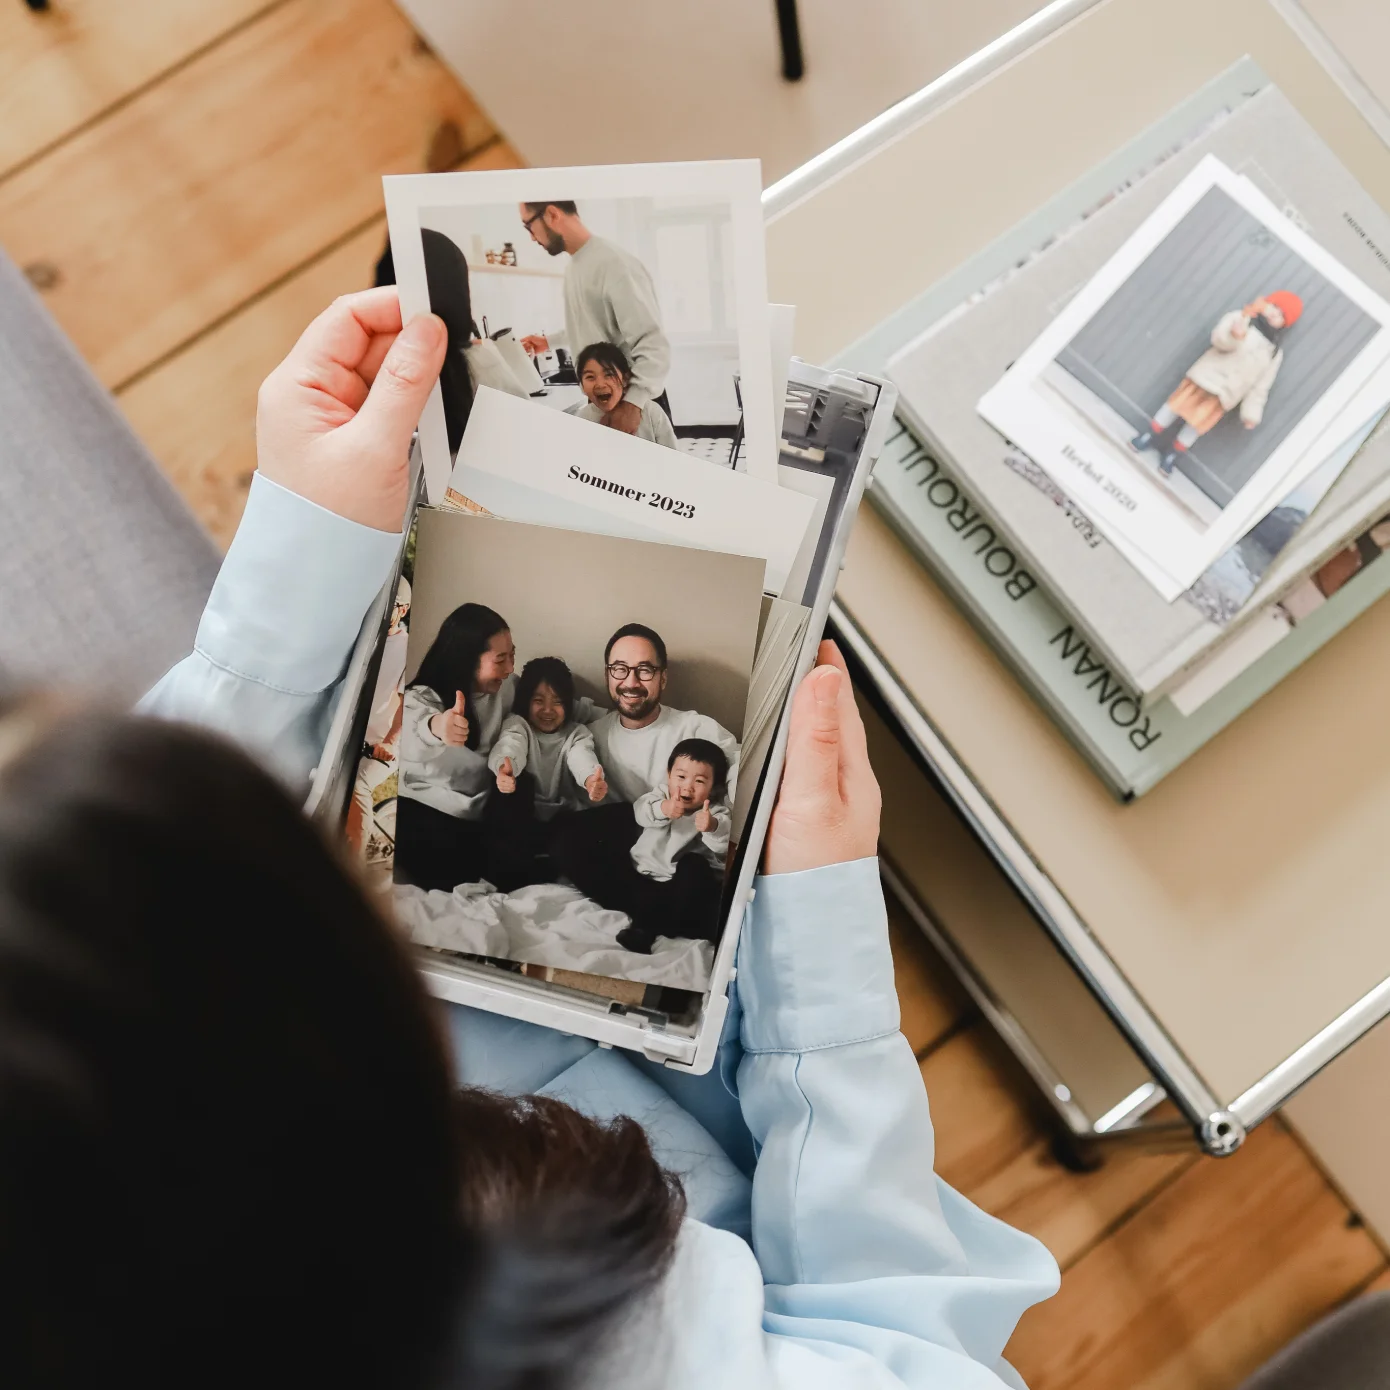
left=521, top=210, right=546, bottom=233
left=606, top=662, right=663, bottom=682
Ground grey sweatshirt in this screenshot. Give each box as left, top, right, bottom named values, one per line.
left=550, top=235, right=671, bottom=407
left=581, top=703, right=740, bottom=808
left=630, top=786, right=731, bottom=880
left=398, top=676, right=516, bottom=820
left=573, top=398, right=679, bottom=450
left=486, top=714, right=602, bottom=820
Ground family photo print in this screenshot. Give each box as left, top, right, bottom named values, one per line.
left=392, top=507, right=765, bottom=992
left=979, top=155, right=1390, bottom=595
left=384, top=160, right=776, bottom=501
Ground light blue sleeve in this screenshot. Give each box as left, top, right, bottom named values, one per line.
left=735, top=858, right=1059, bottom=1388
left=139, top=473, right=402, bottom=795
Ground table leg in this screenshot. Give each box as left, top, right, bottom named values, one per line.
left=776, top=0, right=805, bottom=81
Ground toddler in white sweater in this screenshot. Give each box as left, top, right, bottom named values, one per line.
left=617, top=738, right=730, bottom=955
left=482, top=657, right=607, bottom=892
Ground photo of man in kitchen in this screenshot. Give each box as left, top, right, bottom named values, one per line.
left=415, top=192, right=750, bottom=468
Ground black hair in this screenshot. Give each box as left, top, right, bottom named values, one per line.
left=523, top=200, right=579, bottom=218
left=421, top=227, right=477, bottom=454
left=604, top=623, right=667, bottom=669
left=451, top=1090, right=686, bottom=1387
left=667, top=737, right=729, bottom=796
left=576, top=341, right=631, bottom=385
left=512, top=656, right=576, bottom=728
left=411, top=603, right=510, bottom=750
left=0, top=712, right=464, bottom=1389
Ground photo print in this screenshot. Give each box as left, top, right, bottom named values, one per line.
left=383, top=160, right=776, bottom=500
left=979, top=155, right=1390, bottom=596
left=392, top=507, right=765, bottom=992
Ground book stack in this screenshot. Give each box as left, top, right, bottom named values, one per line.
left=870, top=60, right=1390, bottom=798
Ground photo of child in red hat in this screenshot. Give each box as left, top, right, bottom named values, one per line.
left=1130, top=289, right=1305, bottom=477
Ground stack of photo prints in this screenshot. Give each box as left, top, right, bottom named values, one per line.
left=872, top=61, right=1390, bottom=798
left=345, top=159, right=883, bottom=1018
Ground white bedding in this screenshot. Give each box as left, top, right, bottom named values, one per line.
left=395, top=880, right=715, bottom=992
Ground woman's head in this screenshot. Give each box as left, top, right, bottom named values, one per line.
left=0, top=710, right=464, bottom=1388
left=413, top=604, right=514, bottom=744
left=577, top=342, right=631, bottom=414
left=513, top=656, right=575, bottom=734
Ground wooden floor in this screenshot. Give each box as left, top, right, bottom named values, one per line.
left=3, top=4, right=1387, bottom=1385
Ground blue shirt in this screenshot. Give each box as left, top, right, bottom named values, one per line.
left=142, top=473, right=1058, bottom=1387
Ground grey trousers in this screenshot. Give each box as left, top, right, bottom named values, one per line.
left=0, top=249, right=218, bottom=700
left=1237, top=1291, right=1390, bottom=1390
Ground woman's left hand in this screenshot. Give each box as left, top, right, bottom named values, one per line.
left=256, top=288, right=446, bottom=533
left=764, top=641, right=881, bottom=876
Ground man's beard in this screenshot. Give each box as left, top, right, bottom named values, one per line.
left=542, top=226, right=565, bottom=256
left=616, top=687, right=659, bottom=720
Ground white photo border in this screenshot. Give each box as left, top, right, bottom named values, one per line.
left=384, top=160, right=774, bottom=502
left=978, top=155, right=1390, bottom=596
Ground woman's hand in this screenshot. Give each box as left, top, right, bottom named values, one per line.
left=256, top=288, right=446, bottom=533
left=430, top=692, right=470, bottom=747
left=764, top=641, right=881, bottom=875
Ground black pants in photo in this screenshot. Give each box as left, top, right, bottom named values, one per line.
left=394, top=796, right=487, bottom=892
left=479, top=771, right=562, bottom=893
left=549, top=801, right=644, bottom=917
left=629, top=854, right=724, bottom=948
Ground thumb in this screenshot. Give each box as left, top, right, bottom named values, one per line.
left=453, top=691, right=467, bottom=714
left=501, top=758, right=513, bottom=775
left=703, top=799, right=710, bottom=813
left=780, top=665, right=842, bottom=807
left=350, top=313, right=446, bottom=457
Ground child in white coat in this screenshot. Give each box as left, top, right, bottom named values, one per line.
left=617, top=738, right=730, bottom=955
left=1130, top=289, right=1304, bottom=477
left=483, top=657, right=607, bottom=890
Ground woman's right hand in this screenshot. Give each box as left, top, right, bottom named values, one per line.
left=255, top=288, right=446, bottom=533
left=430, top=692, right=470, bottom=747
left=764, top=641, right=881, bottom=876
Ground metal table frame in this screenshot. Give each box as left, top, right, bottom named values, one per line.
left=758, top=0, right=1390, bottom=1157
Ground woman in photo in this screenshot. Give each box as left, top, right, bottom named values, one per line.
left=573, top=341, right=680, bottom=450
left=396, top=601, right=516, bottom=892
left=421, top=229, right=533, bottom=456
left=1130, top=289, right=1304, bottom=477
left=63, top=289, right=1058, bottom=1390
left=483, top=655, right=608, bottom=890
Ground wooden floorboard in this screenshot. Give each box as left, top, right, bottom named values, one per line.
left=9, top=5, right=1383, bottom=1386
left=1005, top=1121, right=1386, bottom=1390
left=0, top=0, right=498, bottom=390
left=0, top=0, right=274, bottom=180
left=117, top=139, right=521, bottom=549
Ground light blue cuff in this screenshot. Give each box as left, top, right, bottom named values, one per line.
left=193, top=473, right=402, bottom=695
left=738, top=857, right=898, bottom=1054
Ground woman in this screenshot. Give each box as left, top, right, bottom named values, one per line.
left=396, top=600, right=516, bottom=891
left=7, top=290, right=1057, bottom=1388
left=419, top=228, right=534, bottom=455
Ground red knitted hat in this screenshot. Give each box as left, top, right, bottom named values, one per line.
left=1264, top=290, right=1304, bottom=327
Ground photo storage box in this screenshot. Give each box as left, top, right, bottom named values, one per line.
left=303, top=358, right=897, bottom=1075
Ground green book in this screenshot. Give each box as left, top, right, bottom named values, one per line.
left=866, top=415, right=1390, bottom=797
left=834, top=56, right=1390, bottom=797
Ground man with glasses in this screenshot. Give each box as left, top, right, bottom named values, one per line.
left=516, top=200, right=672, bottom=431
left=551, top=623, right=739, bottom=921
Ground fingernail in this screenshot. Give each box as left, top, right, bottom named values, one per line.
left=813, top=667, right=840, bottom=704
left=404, top=313, right=446, bottom=351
